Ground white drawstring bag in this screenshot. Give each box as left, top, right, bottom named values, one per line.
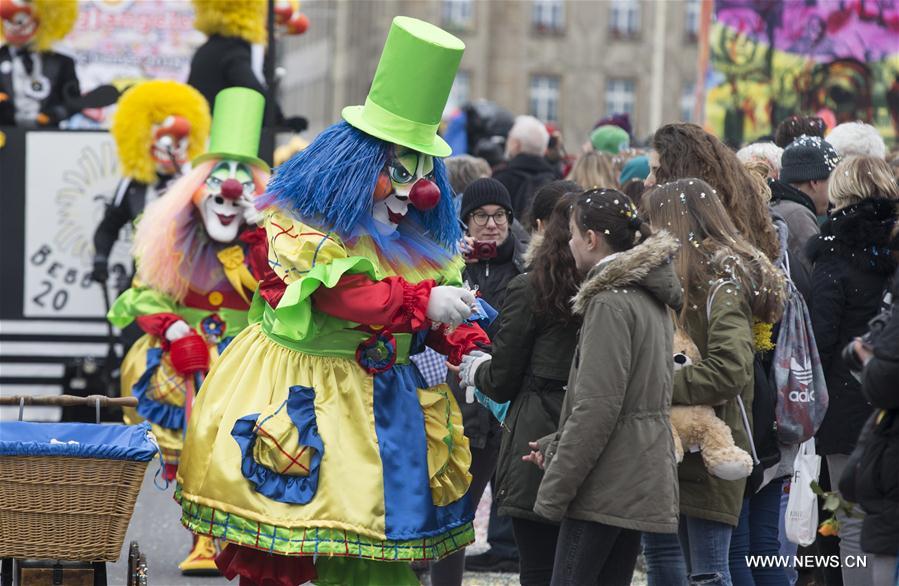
left=784, top=438, right=821, bottom=546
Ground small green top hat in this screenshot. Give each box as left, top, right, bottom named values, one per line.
left=342, top=16, right=464, bottom=158
left=194, top=87, right=269, bottom=171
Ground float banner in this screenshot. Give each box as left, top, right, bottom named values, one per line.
left=706, top=0, right=899, bottom=146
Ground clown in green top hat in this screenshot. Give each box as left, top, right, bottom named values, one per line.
left=265, top=15, right=466, bottom=247
left=175, top=16, right=494, bottom=586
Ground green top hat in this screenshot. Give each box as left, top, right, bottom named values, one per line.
left=342, top=17, right=464, bottom=158
left=194, top=87, right=269, bottom=171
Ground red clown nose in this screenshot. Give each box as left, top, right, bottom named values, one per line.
left=409, top=179, right=440, bottom=211
left=220, top=178, right=244, bottom=200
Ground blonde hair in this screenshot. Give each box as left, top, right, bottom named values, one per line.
left=111, top=80, right=211, bottom=185
left=743, top=160, right=774, bottom=203
left=193, top=0, right=267, bottom=45
left=828, top=156, right=899, bottom=210
left=645, top=178, right=786, bottom=323
left=566, top=150, right=619, bottom=190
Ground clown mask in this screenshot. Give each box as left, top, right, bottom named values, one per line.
left=371, top=146, right=442, bottom=235
left=151, top=116, right=191, bottom=176
left=197, top=161, right=257, bottom=242
left=0, top=0, right=38, bottom=47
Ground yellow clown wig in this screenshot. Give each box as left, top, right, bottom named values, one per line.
left=0, top=0, right=78, bottom=51
left=110, top=80, right=211, bottom=185
left=192, top=0, right=267, bottom=45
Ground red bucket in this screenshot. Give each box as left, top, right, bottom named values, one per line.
left=169, top=334, right=210, bottom=375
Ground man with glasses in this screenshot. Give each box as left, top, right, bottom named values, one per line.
left=432, top=177, right=525, bottom=581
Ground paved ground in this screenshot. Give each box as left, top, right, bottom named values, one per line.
left=108, top=464, right=646, bottom=585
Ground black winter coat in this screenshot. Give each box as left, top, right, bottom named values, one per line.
left=474, top=273, right=579, bottom=521
left=448, top=234, right=526, bottom=448
left=858, top=271, right=899, bottom=555
left=492, top=154, right=559, bottom=218
left=808, top=198, right=898, bottom=455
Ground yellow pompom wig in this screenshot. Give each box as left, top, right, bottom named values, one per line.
left=192, top=0, right=267, bottom=45
left=0, top=0, right=78, bottom=51
left=111, top=80, right=211, bottom=185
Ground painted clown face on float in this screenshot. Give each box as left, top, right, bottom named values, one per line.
left=0, top=0, right=38, bottom=47
left=371, top=146, right=442, bottom=235
left=151, top=115, right=192, bottom=176
left=196, top=160, right=259, bottom=243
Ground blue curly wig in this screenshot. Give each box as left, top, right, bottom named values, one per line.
left=265, top=122, right=461, bottom=256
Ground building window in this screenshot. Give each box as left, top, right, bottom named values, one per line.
left=444, top=70, right=471, bottom=116
left=605, top=78, right=635, bottom=118
left=532, top=0, right=565, bottom=32
left=685, top=0, right=700, bottom=41
left=681, top=80, right=695, bottom=122
left=609, top=0, right=640, bottom=37
left=529, top=75, right=560, bottom=122
left=442, top=0, right=473, bottom=30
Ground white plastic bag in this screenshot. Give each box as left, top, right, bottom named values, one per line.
left=784, top=438, right=821, bottom=546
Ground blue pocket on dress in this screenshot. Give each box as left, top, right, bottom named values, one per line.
left=231, top=385, right=324, bottom=505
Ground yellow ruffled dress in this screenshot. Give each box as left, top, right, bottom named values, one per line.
left=176, top=209, right=474, bottom=581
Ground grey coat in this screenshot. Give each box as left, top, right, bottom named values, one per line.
left=534, top=231, right=683, bottom=534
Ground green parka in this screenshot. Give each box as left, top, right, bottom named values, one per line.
left=533, top=231, right=683, bottom=534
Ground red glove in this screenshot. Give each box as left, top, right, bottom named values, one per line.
left=426, top=322, right=490, bottom=365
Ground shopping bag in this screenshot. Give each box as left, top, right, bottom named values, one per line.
left=784, top=438, right=821, bottom=546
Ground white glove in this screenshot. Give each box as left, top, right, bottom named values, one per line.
left=240, top=197, right=264, bottom=226
left=164, top=320, right=191, bottom=342
left=459, top=350, right=491, bottom=388
left=426, top=286, right=476, bottom=327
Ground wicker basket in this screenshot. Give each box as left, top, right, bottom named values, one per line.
left=0, top=455, right=147, bottom=561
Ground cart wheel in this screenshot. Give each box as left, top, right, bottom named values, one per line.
left=136, top=553, right=148, bottom=586
left=127, top=541, right=144, bottom=586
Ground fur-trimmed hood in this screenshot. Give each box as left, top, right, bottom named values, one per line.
left=807, top=197, right=898, bottom=276
left=573, top=230, right=683, bottom=315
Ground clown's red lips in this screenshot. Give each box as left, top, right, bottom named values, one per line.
left=387, top=208, right=406, bottom=224
left=216, top=213, right=237, bottom=226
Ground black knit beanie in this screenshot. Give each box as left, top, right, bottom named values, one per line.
left=780, top=135, right=840, bottom=184
left=460, top=178, right=512, bottom=220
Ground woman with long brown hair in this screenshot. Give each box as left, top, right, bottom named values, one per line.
left=452, top=192, right=581, bottom=585
left=646, top=123, right=781, bottom=263
left=641, top=178, right=786, bottom=586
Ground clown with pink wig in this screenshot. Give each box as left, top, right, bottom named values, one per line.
left=107, top=87, right=270, bottom=575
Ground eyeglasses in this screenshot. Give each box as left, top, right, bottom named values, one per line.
left=470, top=210, right=509, bottom=226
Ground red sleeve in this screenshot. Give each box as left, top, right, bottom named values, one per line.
left=311, top=274, right=435, bottom=331
left=426, top=322, right=490, bottom=365
left=135, top=313, right=183, bottom=338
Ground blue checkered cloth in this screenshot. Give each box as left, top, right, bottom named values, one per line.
left=410, top=347, right=449, bottom=388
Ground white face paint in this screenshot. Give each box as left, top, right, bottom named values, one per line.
left=197, top=160, right=255, bottom=242
left=371, top=146, right=435, bottom=235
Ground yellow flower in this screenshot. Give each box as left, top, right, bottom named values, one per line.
left=753, top=320, right=775, bottom=352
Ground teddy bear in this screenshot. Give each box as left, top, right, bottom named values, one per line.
left=670, top=327, right=754, bottom=481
